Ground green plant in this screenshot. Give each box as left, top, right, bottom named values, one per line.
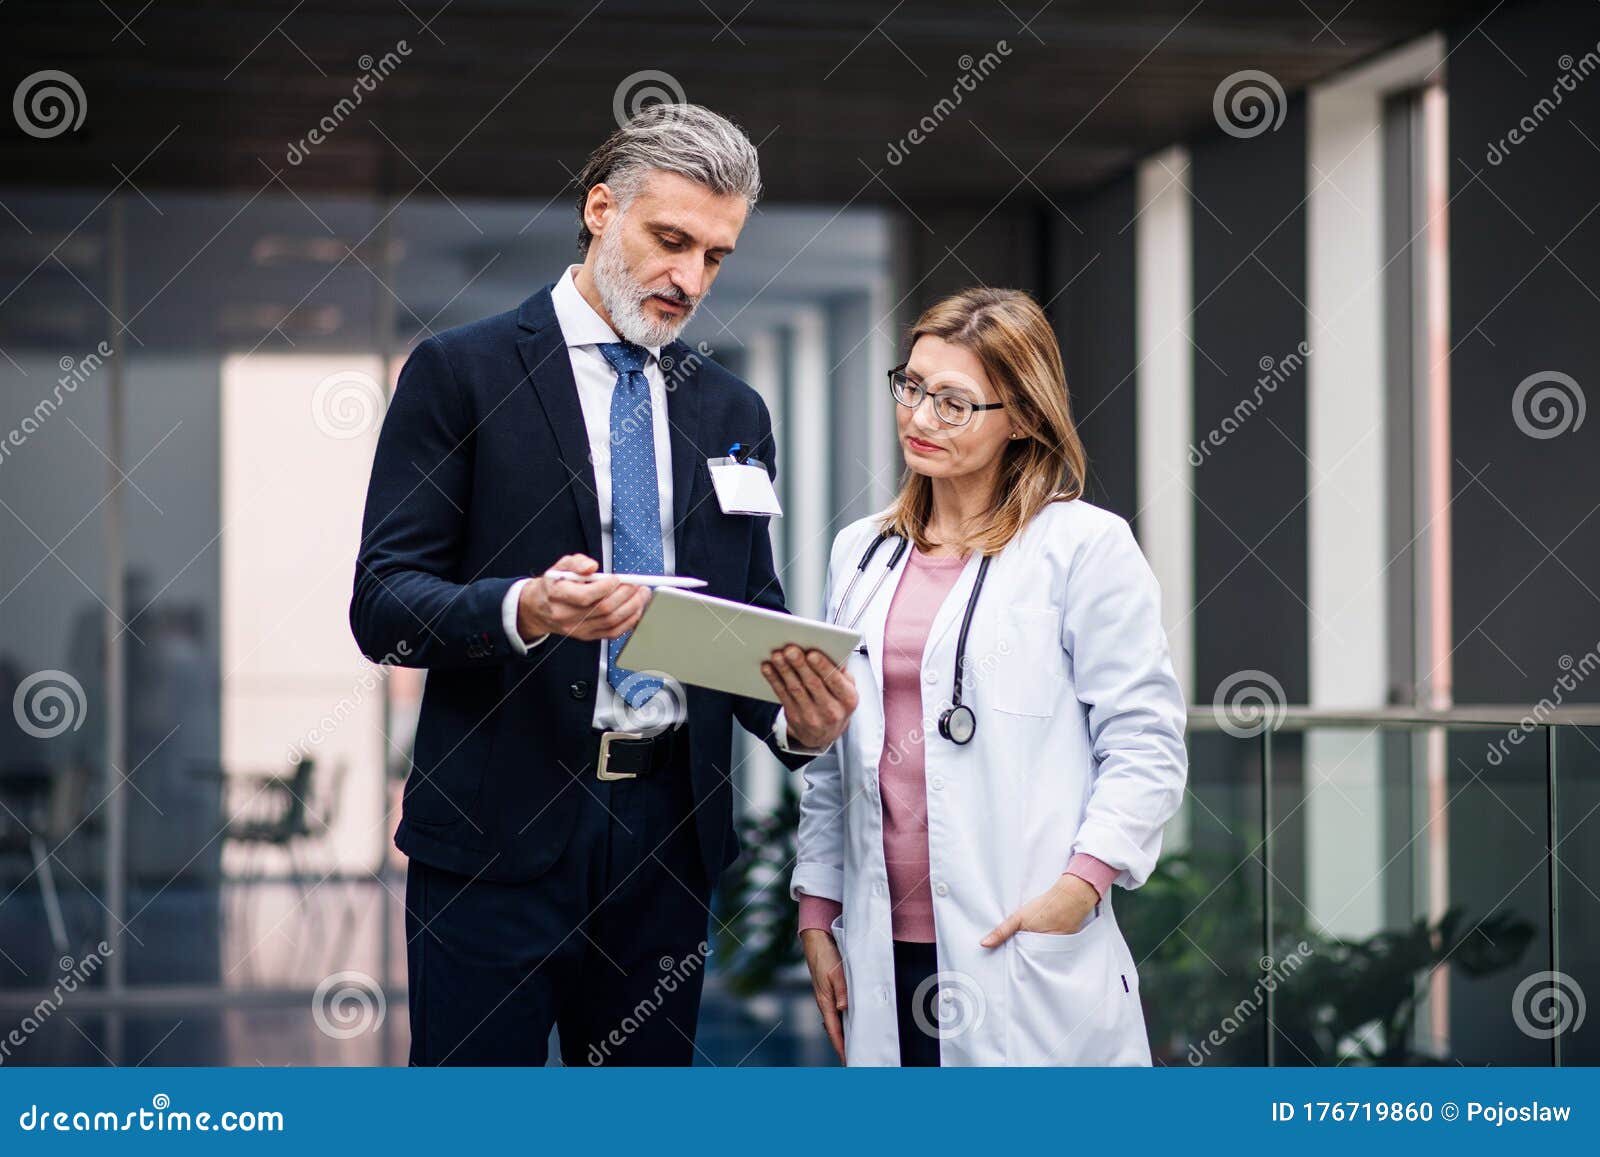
left=712, top=783, right=802, bottom=996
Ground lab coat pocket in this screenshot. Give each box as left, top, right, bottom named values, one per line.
left=992, top=605, right=1065, bottom=717
left=1007, top=915, right=1145, bottom=1065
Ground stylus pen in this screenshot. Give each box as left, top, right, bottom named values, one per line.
left=545, top=570, right=707, bottom=589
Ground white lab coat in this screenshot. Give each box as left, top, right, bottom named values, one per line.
left=791, top=498, right=1188, bottom=1066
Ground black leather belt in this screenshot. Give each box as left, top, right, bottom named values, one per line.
left=593, top=726, right=685, bottom=781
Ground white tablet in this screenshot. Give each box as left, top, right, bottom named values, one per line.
left=615, top=587, right=862, bottom=703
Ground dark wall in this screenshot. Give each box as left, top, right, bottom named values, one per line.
left=1445, top=0, right=1600, bottom=1068
left=1189, top=100, right=1311, bottom=707
left=1054, top=173, right=1139, bottom=520
left=1448, top=0, right=1600, bottom=704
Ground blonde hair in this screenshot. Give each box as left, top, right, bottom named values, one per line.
left=880, top=287, right=1087, bottom=555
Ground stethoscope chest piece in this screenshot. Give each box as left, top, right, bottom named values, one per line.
left=938, top=703, right=977, bottom=745
left=835, top=532, right=995, bottom=747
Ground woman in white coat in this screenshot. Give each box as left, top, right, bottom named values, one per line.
left=776, top=287, right=1187, bottom=1067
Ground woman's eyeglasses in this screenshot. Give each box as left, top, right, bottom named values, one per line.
left=888, top=365, right=1005, bottom=428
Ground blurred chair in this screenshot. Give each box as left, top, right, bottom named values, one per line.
left=0, top=761, right=94, bottom=957
left=205, top=756, right=351, bottom=981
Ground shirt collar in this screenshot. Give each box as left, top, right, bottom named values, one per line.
left=550, top=265, right=663, bottom=362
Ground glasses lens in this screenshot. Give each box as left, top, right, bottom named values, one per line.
left=890, top=372, right=922, bottom=408
left=934, top=393, right=974, bottom=426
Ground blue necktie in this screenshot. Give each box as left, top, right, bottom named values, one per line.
left=599, top=341, right=664, bottom=708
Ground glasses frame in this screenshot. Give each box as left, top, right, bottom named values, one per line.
left=887, top=364, right=1006, bottom=429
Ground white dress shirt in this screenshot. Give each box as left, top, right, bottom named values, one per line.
left=501, top=267, right=816, bottom=752
left=501, top=266, right=679, bottom=730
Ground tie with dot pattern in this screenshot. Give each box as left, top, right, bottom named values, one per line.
left=598, top=340, right=664, bottom=707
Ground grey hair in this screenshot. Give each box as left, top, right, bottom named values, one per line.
left=575, top=103, right=762, bottom=252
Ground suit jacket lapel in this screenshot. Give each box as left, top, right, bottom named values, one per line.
left=516, top=286, right=602, bottom=562
left=662, top=340, right=703, bottom=564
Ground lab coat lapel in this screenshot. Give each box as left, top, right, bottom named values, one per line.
left=853, top=543, right=905, bottom=696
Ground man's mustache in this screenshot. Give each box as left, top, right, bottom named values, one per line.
left=645, top=284, right=697, bottom=307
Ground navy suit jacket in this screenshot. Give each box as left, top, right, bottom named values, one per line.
left=350, top=284, right=811, bottom=886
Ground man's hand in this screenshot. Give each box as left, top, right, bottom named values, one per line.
left=761, top=646, right=857, bottom=750
left=980, top=873, right=1099, bottom=948
left=516, top=554, right=651, bottom=642
left=800, top=927, right=848, bottom=1064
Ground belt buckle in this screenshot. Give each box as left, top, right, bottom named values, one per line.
left=596, top=730, right=646, bottom=781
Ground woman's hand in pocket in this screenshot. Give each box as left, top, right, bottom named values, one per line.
left=800, top=928, right=848, bottom=1064
left=980, top=873, right=1099, bottom=947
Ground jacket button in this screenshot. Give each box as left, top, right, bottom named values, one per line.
left=569, top=680, right=592, bottom=700
left=930, top=776, right=945, bottom=791
left=934, top=881, right=950, bottom=897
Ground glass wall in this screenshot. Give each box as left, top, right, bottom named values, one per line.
left=0, top=187, right=898, bottom=1064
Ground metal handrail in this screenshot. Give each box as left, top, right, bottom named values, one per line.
left=1188, top=704, right=1600, bottom=730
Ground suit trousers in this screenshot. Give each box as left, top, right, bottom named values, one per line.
left=405, top=726, right=713, bottom=1065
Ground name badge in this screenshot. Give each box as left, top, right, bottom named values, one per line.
left=708, top=456, right=783, bottom=516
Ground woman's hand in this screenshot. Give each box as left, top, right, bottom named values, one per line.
left=980, top=873, right=1099, bottom=948
left=762, top=646, right=858, bottom=751
left=800, top=927, right=849, bottom=1064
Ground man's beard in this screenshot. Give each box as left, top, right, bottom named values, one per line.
left=591, top=224, right=700, bottom=348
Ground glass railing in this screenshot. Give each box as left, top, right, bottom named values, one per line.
left=2, top=704, right=1596, bottom=1066
left=1156, top=705, right=1600, bottom=1066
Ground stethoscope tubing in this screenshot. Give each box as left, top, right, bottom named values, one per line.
left=830, top=531, right=991, bottom=744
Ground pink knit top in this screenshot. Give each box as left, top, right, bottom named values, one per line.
left=798, top=546, right=1117, bottom=942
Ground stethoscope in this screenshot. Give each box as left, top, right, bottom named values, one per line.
left=830, top=532, right=993, bottom=745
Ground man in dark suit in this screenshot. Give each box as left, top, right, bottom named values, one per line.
left=350, top=104, right=857, bottom=1065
